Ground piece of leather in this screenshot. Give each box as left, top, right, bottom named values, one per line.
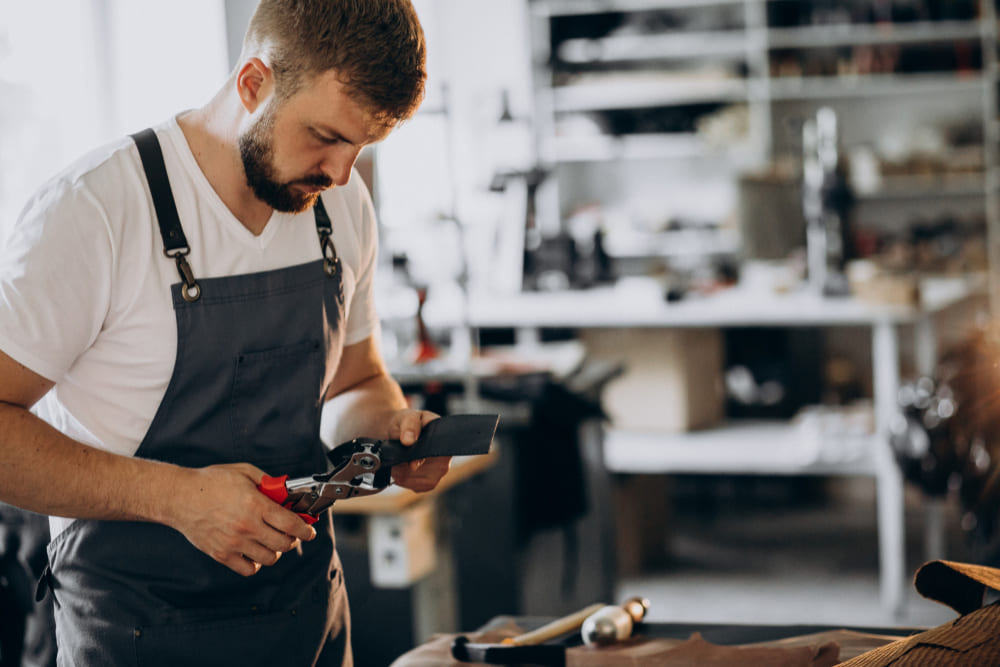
left=570, top=633, right=839, bottom=667
left=392, top=626, right=840, bottom=667
left=376, top=414, right=499, bottom=468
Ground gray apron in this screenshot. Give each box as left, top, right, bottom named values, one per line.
left=41, top=129, right=351, bottom=666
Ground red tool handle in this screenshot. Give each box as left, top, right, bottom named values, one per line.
left=257, top=475, right=319, bottom=525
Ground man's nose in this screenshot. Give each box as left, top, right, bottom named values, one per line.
left=322, top=146, right=362, bottom=187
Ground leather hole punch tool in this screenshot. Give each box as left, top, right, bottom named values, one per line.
left=258, top=414, right=500, bottom=524
left=451, top=599, right=650, bottom=666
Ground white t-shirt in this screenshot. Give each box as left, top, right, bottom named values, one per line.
left=0, top=117, right=379, bottom=534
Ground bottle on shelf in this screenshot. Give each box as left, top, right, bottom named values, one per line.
left=802, top=107, right=855, bottom=297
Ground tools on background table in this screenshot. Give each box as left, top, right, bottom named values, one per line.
left=503, top=603, right=605, bottom=647
left=451, top=597, right=650, bottom=665
left=580, top=596, right=650, bottom=647
left=258, top=414, right=499, bottom=523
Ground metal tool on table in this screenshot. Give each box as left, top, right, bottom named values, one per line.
left=451, top=598, right=650, bottom=665
left=258, top=414, right=499, bottom=524
left=580, top=597, right=650, bottom=646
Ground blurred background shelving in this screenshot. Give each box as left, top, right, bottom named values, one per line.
left=496, top=1, right=998, bottom=621
left=359, top=4, right=1000, bottom=641
left=527, top=0, right=996, bottom=288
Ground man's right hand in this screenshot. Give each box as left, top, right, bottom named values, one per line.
left=0, top=350, right=314, bottom=577
left=167, top=463, right=317, bottom=577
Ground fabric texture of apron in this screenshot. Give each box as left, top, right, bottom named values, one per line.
left=42, top=129, right=351, bottom=666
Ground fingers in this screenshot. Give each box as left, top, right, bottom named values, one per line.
left=221, top=554, right=261, bottom=577
left=239, top=462, right=317, bottom=543
left=190, top=465, right=317, bottom=576
left=258, top=520, right=305, bottom=553
left=241, top=543, right=284, bottom=568
left=220, top=549, right=278, bottom=578
left=215, top=517, right=309, bottom=577
left=393, top=455, right=452, bottom=492
left=399, top=412, right=421, bottom=445
left=391, top=409, right=440, bottom=445
left=262, top=504, right=317, bottom=544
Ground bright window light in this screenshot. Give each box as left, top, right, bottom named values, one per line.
left=0, top=1, right=228, bottom=234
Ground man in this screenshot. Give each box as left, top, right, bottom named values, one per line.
left=0, top=1, right=448, bottom=664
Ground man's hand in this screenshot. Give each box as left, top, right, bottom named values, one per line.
left=386, top=408, right=451, bottom=493
left=167, top=463, right=317, bottom=577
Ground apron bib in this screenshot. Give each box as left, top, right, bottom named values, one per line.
left=44, top=129, right=351, bottom=666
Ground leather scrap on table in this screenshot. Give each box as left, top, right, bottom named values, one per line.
left=754, top=629, right=911, bottom=662
left=568, top=632, right=840, bottom=666
left=389, top=620, right=841, bottom=667
left=837, top=559, right=1000, bottom=666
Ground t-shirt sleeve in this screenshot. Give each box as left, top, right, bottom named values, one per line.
left=342, top=177, right=380, bottom=346
left=0, top=180, right=113, bottom=382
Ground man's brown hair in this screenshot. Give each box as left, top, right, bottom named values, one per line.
left=243, top=0, right=426, bottom=125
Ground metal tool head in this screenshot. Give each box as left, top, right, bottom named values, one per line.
left=274, top=414, right=500, bottom=519
left=282, top=438, right=392, bottom=517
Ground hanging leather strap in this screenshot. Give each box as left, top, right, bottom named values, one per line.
left=131, top=128, right=201, bottom=302
left=131, top=128, right=188, bottom=255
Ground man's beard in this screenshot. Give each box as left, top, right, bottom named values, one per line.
left=239, top=108, right=332, bottom=213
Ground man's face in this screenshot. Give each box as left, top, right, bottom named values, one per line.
left=239, top=70, right=394, bottom=213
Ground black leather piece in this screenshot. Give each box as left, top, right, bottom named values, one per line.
left=130, top=129, right=189, bottom=255
left=375, top=414, right=499, bottom=468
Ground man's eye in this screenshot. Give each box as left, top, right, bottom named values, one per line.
left=313, top=132, right=340, bottom=144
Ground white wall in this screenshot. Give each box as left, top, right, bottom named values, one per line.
left=0, top=1, right=229, bottom=235
left=375, top=0, right=537, bottom=293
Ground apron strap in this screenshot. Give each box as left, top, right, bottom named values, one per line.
left=312, top=196, right=342, bottom=282
left=130, top=128, right=201, bottom=303
left=131, top=128, right=341, bottom=298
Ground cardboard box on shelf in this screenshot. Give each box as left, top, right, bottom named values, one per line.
left=846, top=260, right=920, bottom=308
left=579, top=327, right=724, bottom=433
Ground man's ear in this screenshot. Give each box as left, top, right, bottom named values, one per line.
left=236, top=57, right=274, bottom=114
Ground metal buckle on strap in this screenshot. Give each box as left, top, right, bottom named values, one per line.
left=165, top=247, right=201, bottom=303
left=320, top=232, right=341, bottom=279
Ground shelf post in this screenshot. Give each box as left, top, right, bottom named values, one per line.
left=872, top=320, right=906, bottom=618
left=743, top=0, right=772, bottom=164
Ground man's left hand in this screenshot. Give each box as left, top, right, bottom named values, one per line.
left=387, top=408, right=451, bottom=492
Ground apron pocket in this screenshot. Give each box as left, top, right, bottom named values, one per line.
left=231, top=339, right=324, bottom=468
left=133, top=599, right=329, bottom=667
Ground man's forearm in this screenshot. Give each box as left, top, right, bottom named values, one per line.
left=0, top=402, right=318, bottom=576
left=321, top=372, right=409, bottom=446
left=0, top=401, right=184, bottom=523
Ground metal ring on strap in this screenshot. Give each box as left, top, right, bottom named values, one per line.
left=181, top=280, right=201, bottom=303
left=167, top=248, right=201, bottom=303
